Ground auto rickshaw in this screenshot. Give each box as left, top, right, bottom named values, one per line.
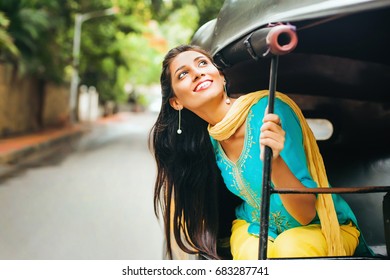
left=188, top=0, right=390, bottom=260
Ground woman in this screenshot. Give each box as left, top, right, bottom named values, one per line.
left=150, top=44, right=373, bottom=260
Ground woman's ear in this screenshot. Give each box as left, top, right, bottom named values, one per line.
left=169, top=97, right=183, bottom=111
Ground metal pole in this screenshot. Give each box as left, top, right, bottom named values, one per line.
left=258, top=55, right=279, bottom=260
left=69, top=14, right=82, bottom=124
left=69, top=7, right=119, bottom=124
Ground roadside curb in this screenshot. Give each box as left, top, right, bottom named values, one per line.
left=0, top=112, right=141, bottom=181
left=0, top=125, right=86, bottom=180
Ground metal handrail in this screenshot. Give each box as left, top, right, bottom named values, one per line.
left=258, top=185, right=390, bottom=260
left=272, top=186, right=390, bottom=194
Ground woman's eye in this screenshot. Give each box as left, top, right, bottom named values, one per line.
left=199, top=60, right=207, bottom=66
left=178, top=71, right=187, bottom=79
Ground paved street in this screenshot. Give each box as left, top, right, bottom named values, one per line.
left=0, top=112, right=164, bottom=260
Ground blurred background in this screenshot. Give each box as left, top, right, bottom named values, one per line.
left=0, top=0, right=224, bottom=259
left=0, top=0, right=226, bottom=123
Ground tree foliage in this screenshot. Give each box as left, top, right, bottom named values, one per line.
left=0, top=0, right=73, bottom=82
left=149, top=0, right=224, bottom=28
left=0, top=0, right=224, bottom=104
left=0, top=11, right=20, bottom=59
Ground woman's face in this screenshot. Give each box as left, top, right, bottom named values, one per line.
left=169, top=50, right=225, bottom=112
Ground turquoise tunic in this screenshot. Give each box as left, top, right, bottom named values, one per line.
left=210, top=96, right=373, bottom=256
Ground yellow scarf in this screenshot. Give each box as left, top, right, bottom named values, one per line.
left=208, top=90, right=346, bottom=256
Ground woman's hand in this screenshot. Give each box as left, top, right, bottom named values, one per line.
left=260, top=112, right=285, bottom=161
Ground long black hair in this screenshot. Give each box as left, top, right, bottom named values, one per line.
left=149, top=45, right=226, bottom=259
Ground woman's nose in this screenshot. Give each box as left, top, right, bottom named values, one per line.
left=192, top=69, right=205, bottom=81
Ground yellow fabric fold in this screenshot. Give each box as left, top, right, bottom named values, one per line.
left=208, top=90, right=346, bottom=256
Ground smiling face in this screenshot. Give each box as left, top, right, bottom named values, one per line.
left=169, top=50, right=225, bottom=113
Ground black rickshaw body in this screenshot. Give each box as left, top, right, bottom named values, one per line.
left=188, top=0, right=390, bottom=259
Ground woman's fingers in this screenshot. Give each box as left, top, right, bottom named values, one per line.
left=262, top=113, right=282, bottom=126
left=260, top=130, right=284, bottom=143
left=260, top=121, right=283, bottom=133
left=260, top=113, right=285, bottom=160
left=260, top=133, right=284, bottom=159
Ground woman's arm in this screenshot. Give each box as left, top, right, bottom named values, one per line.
left=260, top=113, right=316, bottom=225
left=271, top=156, right=316, bottom=224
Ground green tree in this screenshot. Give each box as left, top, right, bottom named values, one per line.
left=0, top=11, right=20, bottom=61
left=160, top=4, right=199, bottom=48
left=76, top=0, right=154, bottom=103
left=0, top=0, right=74, bottom=83
left=0, top=0, right=225, bottom=108
left=150, top=0, right=224, bottom=29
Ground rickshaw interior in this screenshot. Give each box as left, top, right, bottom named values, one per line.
left=194, top=3, right=390, bottom=260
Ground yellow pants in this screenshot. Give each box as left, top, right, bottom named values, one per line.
left=230, top=219, right=360, bottom=259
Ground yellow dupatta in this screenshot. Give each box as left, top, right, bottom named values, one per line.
left=208, top=90, right=346, bottom=256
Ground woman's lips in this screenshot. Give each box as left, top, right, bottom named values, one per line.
left=194, top=80, right=212, bottom=92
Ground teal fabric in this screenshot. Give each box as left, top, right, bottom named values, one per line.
left=210, top=96, right=373, bottom=256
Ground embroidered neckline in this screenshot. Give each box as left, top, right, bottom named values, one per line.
left=216, top=110, right=255, bottom=167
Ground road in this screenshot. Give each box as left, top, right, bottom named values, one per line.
left=0, top=112, right=164, bottom=260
